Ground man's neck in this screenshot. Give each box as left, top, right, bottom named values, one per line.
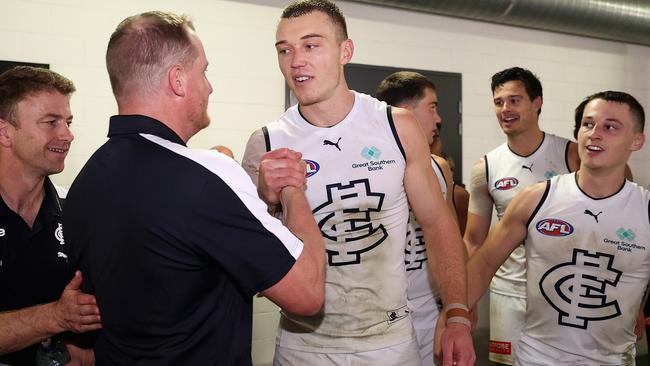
left=576, top=166, right=627, bottom=198
left=507, top=128, right=544, bottom=156
left=298, top=89, right=355, bottom=128
left=118, top=98, right=192, bottom=144
left=0, top=160, right=46, bottom=228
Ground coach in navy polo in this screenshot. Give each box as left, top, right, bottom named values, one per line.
left=65, top=12, right=324, bottom=365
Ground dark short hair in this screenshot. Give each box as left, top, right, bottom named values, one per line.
left=106, top=11, right=196, bottom=100
left=376, top=71, right=436, bottom=107
left=573, top=91, right=645, bottom=138
left=0, top=66, right=75, bottom=126
left=491, top=67, right=543, bottom=116
left=282, top=0, right=348, bottom=41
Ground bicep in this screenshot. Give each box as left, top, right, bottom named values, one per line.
left=467, top=159, right=492, bottom=216
left=394, top=111, right=447, bottom=227
left=241, top=129, right=266, bottom=187
left=464, top=159, right=494, bottom=250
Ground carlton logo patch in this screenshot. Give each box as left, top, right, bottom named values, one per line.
left=305, top=159, right=320, bottom=178
left=536, top=219, right=574, bottom=236
left=494, top=177, right=518, bottom=190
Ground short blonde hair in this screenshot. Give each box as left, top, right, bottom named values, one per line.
left=106, top=11, right=196, bottom=100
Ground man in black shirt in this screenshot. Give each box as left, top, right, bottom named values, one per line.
left=65, top=11, right=325, bottom=365
left=0, top=66, right=101, bottom=365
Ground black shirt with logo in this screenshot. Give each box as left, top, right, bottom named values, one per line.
left=65, top=115, right=298, bottom=366
left=0, top=178, right=71, bottom=365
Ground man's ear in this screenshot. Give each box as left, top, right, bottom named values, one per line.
left=340, top=38, right=354, bottom=65
left=630, top=132, right=645, bottom=152
left=168, top=65, right=185, bottom=97
left=0, top=118, right=13, bottom=147
left=532, top=96, right=542, bottom=114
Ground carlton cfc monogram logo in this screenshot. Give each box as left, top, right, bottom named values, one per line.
left=312, top=179, right=387, bottom=266
left=494, top=177, right=518, bottom=190
left=540, top=249, right=621, bottom=329
left=536, top=218, right=574, bottom=236
left=405, top=212, right=426, bottom=271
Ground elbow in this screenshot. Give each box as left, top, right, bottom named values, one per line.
left=295, top=288, right=325, bottom=316
left=285, top=287, right=324, bottom=316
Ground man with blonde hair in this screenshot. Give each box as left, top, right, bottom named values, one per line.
left=66, top=11, right=324, bottom=365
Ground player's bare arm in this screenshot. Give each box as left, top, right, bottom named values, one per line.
left=243, top=129, right=305, bottom=206
left=467, top=182, right=546, bottom=307
left=243, top=130, right=324, bottom=315
left=242, top=129, right=266, bottom=188
left=260, top=186, right=325, bottom=315
left=464, top=158, right=494, bottom=256
left=393, top=107, right=475, bottom=366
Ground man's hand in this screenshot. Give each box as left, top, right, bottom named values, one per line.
left=64, top=342, right=94, bottom=366
left=434, top=312, right=475, bottom=366
left=52, top=271, right=101, bottom=333
left=258, top=148, right=306, bottom=205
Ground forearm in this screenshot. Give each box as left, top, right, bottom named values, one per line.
left=466, top=253, right=497, bottom=309
left=281, top=187, right=324, bottom=292
left=0, top=302, right=61, bottom=354
left=463, top=213, right=491, bottom=257
left=424, top=215, right=468, bottom=306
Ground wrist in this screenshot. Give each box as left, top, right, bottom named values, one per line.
left=44, top=302, right=65, bottom=334
left=444, top=303, right=471, bottom=329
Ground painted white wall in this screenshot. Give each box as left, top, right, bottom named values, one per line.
left=1, top=0, right=648, bottom=364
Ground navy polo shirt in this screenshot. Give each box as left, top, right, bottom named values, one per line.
left=0, top=178, right=71, bottom=366
left=65, top=115, right=302, bottom=366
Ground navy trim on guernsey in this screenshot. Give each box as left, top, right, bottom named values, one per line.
left=526, top=180, right=551, bottom=228
left=563, top=140, right=572, bottom=172
left=574, top=172, right=626, bottom=200
left=507, top=132, right=546, bottom=158
left=386, top=106, right=407, bottom=160
left=484, top=154, right=490, bottom=184
left=0, top=177, right=72, bottom=366
left=262, top=126, right=271, bottom=152
left=452, top=182, right=462, bottom=210
left=431, top=156, right=448, bottom=191
left=65, top=114, right=302, bottom=366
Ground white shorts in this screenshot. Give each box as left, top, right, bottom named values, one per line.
left=273, top=339, right=423, bottom=366
left=489, top=291, right=526, bottom=365
left=515, top=333, right=637, bottom=366
left=410, top=295, right=442, bottom=366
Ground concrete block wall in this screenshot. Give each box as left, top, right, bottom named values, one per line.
left=1, top=0, right=649, bottom=364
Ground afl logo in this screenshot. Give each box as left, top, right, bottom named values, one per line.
left=494, top=177, right=518, bottom=190
left=305, top=159, right=320, bottom=178
left=536, top=219, right=574, bottom=237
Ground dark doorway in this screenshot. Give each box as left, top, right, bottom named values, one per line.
left=344, top=63, right=463, bottom=183
left=0, top=61, right=49, bottom=74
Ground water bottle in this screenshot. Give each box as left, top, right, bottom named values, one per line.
left=34, top=338, right=71, bottom=366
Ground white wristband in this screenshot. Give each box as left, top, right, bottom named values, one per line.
left=447, top=316, right=471, bottom=329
